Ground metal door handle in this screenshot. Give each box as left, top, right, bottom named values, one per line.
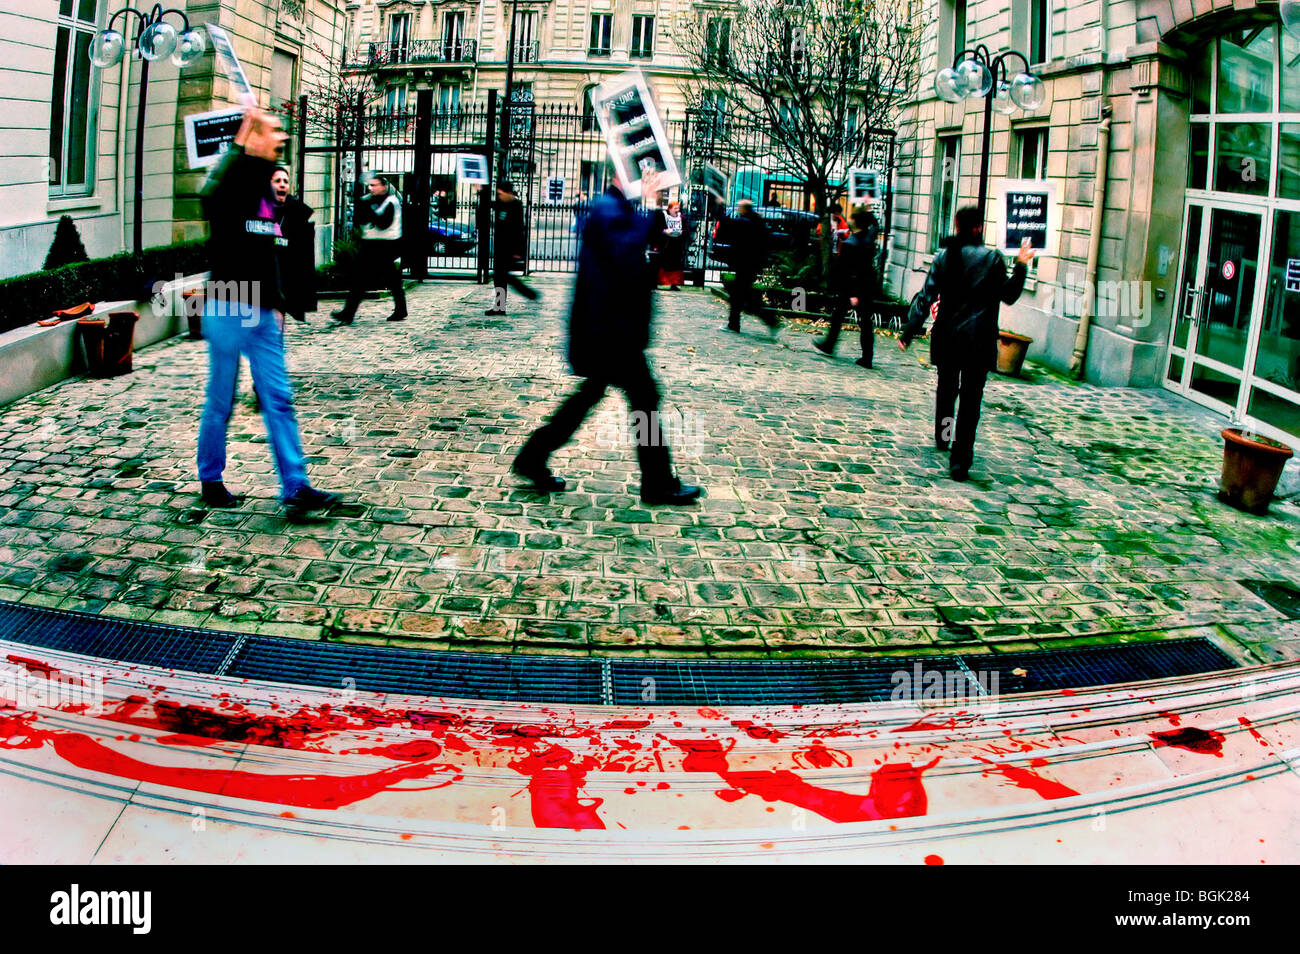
left=1182, top=284, right=1202, bottom=321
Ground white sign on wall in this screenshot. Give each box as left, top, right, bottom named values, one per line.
left=995, top=178, right=1059, bottom=255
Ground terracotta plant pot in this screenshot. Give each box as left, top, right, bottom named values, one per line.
left=1219, top=428, right=1294, bottom=515
left=76, top=311, right=139, bottom=378
left=996, top=330, right=1033, bottom=376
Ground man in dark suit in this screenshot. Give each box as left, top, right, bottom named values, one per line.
left=717, top=199, right=774, bottom=333
left=900, top=205, right=1035, bottom=481
left=815, top=205, right=881, bottom=368
left=512, top=174, right=702, bottom=506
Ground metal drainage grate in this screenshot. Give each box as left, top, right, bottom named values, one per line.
left=0, top=600, right=1238, bottom=706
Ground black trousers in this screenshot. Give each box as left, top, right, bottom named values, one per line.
left=822, top=295, right=875, bottom=363
left=491, top=258, right=537, bottom=308
left=727, top=269, right=771, bottom=328
left=342, top=241, right=406, bottom=316
left=935, top=361, right=988, bottom=470
left=518, top=353, right=676, bottom=492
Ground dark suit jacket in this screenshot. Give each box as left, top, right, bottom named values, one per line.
left=901, top=238, right=1027, bottom=372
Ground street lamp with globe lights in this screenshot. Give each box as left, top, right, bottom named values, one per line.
left=934, top=45, right=1044, bottom=226
left=89, top=4, right=207, bottom=256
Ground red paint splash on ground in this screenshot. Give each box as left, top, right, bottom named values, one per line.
left=731, top=720, right=788, bottom=743
left=508, top=744, right=604, bottom=830
left=6, top=655, right=65, bottom=680
left=1237, top=717, right=1270, bottom=748
left=924, top=854, right=944, bottom=865
left=977, top=758, right=1080, bottom=800
left=673, top=739, right=939, bottom=822
left=1150, top=727, right=1226, bottom=757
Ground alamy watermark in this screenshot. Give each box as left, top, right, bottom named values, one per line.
left=1045, top=278, right=1152, bottom=328
left=151, top=275, right=265, bottom=327
left=0, top=660, right=106, bottom=715
left=594, top=406, right=705, bottom=454
left=890, top=662, right=1001, bottom=713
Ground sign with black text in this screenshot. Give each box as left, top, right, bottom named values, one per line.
left=456, top=153, right=489, bottom=186
left=691, top=162, right=729, bottom=201
left=590, top=70, right=681, bottom=193
left=205, top=24, right=256, bottom=107
left=848, top=167, right=881, bottom=205
left=183, top=107, right=245, bottom=169
left=996, top=179, right=1058, bottom=254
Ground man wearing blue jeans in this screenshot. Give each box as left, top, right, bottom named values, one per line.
left=198, top=108, right=339, bottom=515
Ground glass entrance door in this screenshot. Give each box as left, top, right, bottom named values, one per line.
left=1165, top=202, right=1265, bottom=415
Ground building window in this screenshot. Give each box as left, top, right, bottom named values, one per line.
left=705, top=17, right=730, bottom=69
left=581, top=85, right=598, bottom=131
left=590, top=13, right=613, bottom=56
left=1018, top=127, right=1048, bottom=179
left=442, top=11, right=466, bottom=60
left=932, top=135, right=961, bottom=249
left=938, top=0, right=967, bottom=66
left=1029, top=0, right=1049, bottom=65
left=49, top=0, right=100, bottom=196
left=436, top=83, right=461, bottom=129
left=701, top=89, right=728, bottom=135
left=631, top=15, right=655, bottom=59
left=389, top=12, right=412, bottom=61
left=514, top=11, right=538, bottom=63
left=843, top=103, right=861, bottom=149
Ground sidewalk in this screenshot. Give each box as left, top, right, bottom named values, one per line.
left=0, top=277, right=1297, bottom=660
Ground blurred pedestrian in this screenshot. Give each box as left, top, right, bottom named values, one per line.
left=899, top=205, right=1034, bottom=481
left=651, top=199, right=690, bottom=289
left=815, top=205, right=881, bottom=368
left=332, top=175, right=407, bottom=324
left=486, top=179, right=537, bottom=315
left=717, top=199, right=774, bottom=333
left=512, top=173, right=702, bottom=506
left=198, top=108, right=340, bottom=516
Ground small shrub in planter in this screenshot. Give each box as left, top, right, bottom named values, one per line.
left=44, top=216, right=90, bottom=271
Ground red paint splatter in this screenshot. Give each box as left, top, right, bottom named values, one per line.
left=5, top=655, right=60, bottom=678
left=924, top=854, right=944, bottom=865
left=1150, top=727, right=1226, bottom=757
left=1158, top=711, right=1182, bottom=727
left=599, top=719, right=651, bottom=731
left=508, top=745, right=604, bottom=830
left=978, top=759, right=1079, bottom=800
left=1237, top=717, right=1269, bottom=748
left=731, top=720, right=787, bottom=743
left=674, top=739, right=939, bottom=822
left=345, top=740, right=444, bottom=761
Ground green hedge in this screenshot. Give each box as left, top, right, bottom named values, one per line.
left=0, top=240, right=210, bottom=336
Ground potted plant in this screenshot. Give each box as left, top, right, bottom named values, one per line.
left=997, top=329, right=1034, bottom=376
left=77, top=311, right=139, bottom=378
left=1219, top=426, right=1294, bottom=515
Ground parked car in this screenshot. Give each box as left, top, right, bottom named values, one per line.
left=429, top=215, right=477, bottom=255
left=708, top=206, right=818, bottom=263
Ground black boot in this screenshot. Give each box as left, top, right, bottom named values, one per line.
left=201, top=481, right=243, bottom=508
left=512, top=454, right=566, bottom=493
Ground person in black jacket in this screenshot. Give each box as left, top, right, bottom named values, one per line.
left=650, top=199, right=689, bottom=289
left=197, top=108, right=340, bottom=516
left=512, top=174, right=702, bottom=506
left=486, top=179, right=537, bottom=315
left=270, top=166, right=316, bottom=324
left=815, top=205, right=881, bottom=368
left=899, top=205, right=1035, bottom=481
left=332, top=175, right=406, bottom=324
left=718, top=200, right=775, bottom=333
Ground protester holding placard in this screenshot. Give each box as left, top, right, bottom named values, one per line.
left=651, top=199, right=690, bottom=289
left=197, top=108, right=340, bottom=516
left=899, top=206, right=1034, bottom=482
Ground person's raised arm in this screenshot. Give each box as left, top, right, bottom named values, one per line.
left=1001, top=238, right=1034, bottom=304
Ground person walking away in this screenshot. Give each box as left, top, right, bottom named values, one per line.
left=815, top=205, right=882, bottom=368
left=651, top=199, right=689, bottom=289
left=719, top=200, right=774, bottom=333
left=512, top=173, right=702, bottom=506
left=486, top=179, right=537, bottom=315
left=332, top=175, right=407, bottom=324
left=270, top=166, right=317, bottom=324
left=198, top=108, right=340, bottom=516
left=899, top=205, right=1035, bottom=481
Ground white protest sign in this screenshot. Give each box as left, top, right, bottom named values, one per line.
left=183, top=107, right=245, bottom=168
left=590, top=70, right=681, bottom=193
left=847, top=167, right=881, bottom=205
left=456, top=153, right=489, bottom=185
left=206, top=24, right=256, bottom=107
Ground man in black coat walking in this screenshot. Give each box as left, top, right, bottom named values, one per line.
left=486, top=179, right=537, bottom=315
left=512, top=175, right=702, bottom=506
left=717, top=199, right=774, bottom=333
left=815, top=205, right=881, bottom=368
left=900, top=205, right=1034, bottom=481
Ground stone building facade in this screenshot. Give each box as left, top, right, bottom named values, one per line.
left=892, top=0, right=1300, bottom=445
left=0, top=0, right=346, bottom=280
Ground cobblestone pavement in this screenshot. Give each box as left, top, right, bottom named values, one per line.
left=2, top=279, right=1299, bottom=661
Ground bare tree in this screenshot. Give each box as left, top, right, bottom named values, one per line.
left=674, top=0, right=927, bottom=280
left=278, top=41, right=377, bottom=144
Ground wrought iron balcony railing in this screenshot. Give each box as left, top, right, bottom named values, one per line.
left=511, top=41, right=540, bottom=63
left=348, top=37, right=478, bottom=69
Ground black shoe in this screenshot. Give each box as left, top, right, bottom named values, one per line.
left=331, top=310, right=354, bottom=325
left=291, top=312, right=306, bottom=323
left=283, top=486, right=341, bottom=514
left=855, top=356, right=873, bottom=369
left=485, top=308, right=507, bottom=316
left=813, top=338, right=835, bottom=355
left=720, top=323, right=740, bottom=333
left=512, top=457, right=566, bottom=493
left=386, top=312, right=407, bottom=322
left=949, top=466, right=970, bottom=482
left=641, top=483, right=703, bottom=506
left=201, top=481, right=243, bottom=508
